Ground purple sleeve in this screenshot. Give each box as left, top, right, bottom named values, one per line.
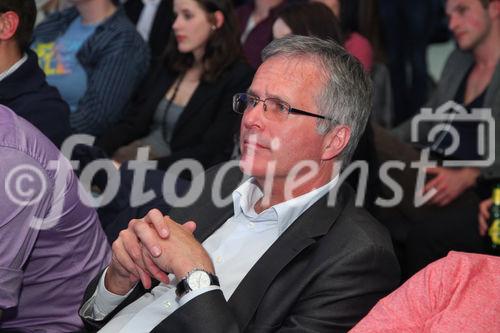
left=0, top=147, right=52, bottom=309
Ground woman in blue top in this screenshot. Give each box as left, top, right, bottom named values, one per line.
left=32, top=0, right=150, bottom=136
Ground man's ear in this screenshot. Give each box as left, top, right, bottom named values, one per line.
left=213, top=10, right=224, bottom=29
left=321, top=125, right=351, bottom=161
left=0, top=11, right=19, bottom=41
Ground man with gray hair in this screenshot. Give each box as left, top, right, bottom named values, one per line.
left=79, top=35, right=400, bottom=332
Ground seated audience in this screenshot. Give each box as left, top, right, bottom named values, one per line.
left=78, top=36, right=400, bottom=332
left=0, top=0, right=71, bottom=148
left=351, top=251, right=500, bottom=333
left=271, top=1, right=380, bottom=212
left=96, top=0, right=254, bottom=173
left=236, top=0, right=287, bottom=69
left=0, top=105, right=110, bottom=332
left=32, top=0, right=150, bottom=136
left=313, top=0, right=374, bottom=72
left=123, top=0, right=174, bottom=60
left=374, top=0, right=500, bottom=277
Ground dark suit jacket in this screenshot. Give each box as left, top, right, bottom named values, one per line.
left=123, top=0, right=174, bottom=60
left=0, top=50, right=71, bottom=148
left=81, top=164, right=401, bottom=332
left=95, top=61, right=254, bottom=171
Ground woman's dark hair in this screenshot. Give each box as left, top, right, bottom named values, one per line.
left=277, top=2, right=343, bottom=43
left=0, top=0, right=36, bottom=50
left=162, top=0, right=242, bottom=82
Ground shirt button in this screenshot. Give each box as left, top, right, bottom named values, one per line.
left=216, top=256, right=223, bottom=263
left=164, top=301, right=172, bottom=309
left=248, top=222, right=255, bottom=229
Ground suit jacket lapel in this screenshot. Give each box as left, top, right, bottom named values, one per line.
left=172, top=80, right=210, bottom=138
left=151, top=0, right=173, bottom=35
left=227, top=185, right=349, bottom=331
left=446, top=55, right=474, bottom=102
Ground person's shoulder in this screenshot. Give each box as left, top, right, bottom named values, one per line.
left=321, top=184, right=394, bottom=251
left=435, top=251, right=500, bottom=277
left=442, top=48, right=474, bottom=73
left=0, top=105, right=62, bottom=170
left=0, top=105, right=21, bottom=148
left=104, top=8, right=142, bottom=37
left=34, top=7, right=79, bottom=37
left=345, top=32, right=372, bottom=50
left=99, top=8, right=148, bottom=47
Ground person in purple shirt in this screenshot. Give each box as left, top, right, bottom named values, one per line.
left=0, top=104, right=111, bottom=332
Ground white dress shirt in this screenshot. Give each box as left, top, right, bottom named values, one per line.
left=136, top=0, right=162, bottom=42
left=0, top=54, right=27, bottom=82
left=80, top=175, right=339, bottom=332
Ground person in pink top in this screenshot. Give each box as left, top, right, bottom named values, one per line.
left=351, top=251, right=500, bottom=333
left=313, top=0, right=373, bottom=72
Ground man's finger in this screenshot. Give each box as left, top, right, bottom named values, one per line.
left=142, top=250, right=170, bottom=285
left=428, top=190, right=448, bottom=206
left=478, top=199, right=492, bottom=236
left=120, top=228, right=150, bottom=271
left=131, top=219, right=163, bottom=258
left=112, top=238, right=143, bottom=280
left=182, top=221, right=197, bottom=234
left=137, top=265, right=152, bottom=289
left=425, top=167, right=441, bottom=175
left=423, top=177, right=441, bottom=194
left=478, top=215, right=488, bottom=236
left=144, top=209, right=170, bottom=239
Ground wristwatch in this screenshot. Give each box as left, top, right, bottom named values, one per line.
left=176, top=269, right=220, bottom=298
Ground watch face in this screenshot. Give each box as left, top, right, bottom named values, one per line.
left=187, top=270, right=211, bottom=290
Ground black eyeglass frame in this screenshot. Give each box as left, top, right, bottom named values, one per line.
left=233, top=93, right=332, bottom=121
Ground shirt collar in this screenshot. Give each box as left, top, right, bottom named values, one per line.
left=232, top=175, right=339, bottom=235
left=141, top=0, right=162, bottom=6
left=0, top=53, right=28, bottom=83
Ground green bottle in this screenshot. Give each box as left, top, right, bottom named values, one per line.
left=487, top=184, right=500, bottom=253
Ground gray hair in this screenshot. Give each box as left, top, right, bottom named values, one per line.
left=261, top=35, right=372, bottom=166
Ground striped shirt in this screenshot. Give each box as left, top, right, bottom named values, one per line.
left=33, top=7, right=150, bottom=136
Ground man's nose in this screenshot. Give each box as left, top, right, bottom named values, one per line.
left=242, top=101, right=265, bottom=129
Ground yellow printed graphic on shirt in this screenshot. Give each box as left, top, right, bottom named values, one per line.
left=33, top=42, right=71, bottom=76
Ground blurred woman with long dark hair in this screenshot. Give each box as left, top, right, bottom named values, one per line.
left=96, top=0, right=254, bottom=174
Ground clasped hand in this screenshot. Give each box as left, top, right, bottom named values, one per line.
left=105, top=209, right=214, bottom=295
left=423, top=167, right=480, bottom=207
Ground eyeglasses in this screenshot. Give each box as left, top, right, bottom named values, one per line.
left=233, top=93, right=331, bottom=122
